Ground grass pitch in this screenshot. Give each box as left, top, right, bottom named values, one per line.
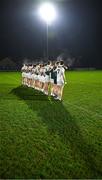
left=0, top=71, right=102, bottom=179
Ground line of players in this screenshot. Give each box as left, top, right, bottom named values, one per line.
left=21, top=61, right=67, bottom=100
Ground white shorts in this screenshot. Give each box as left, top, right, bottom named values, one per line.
left=57, top=79, right=64, bottom=86
left=50, top=78, right=54, bottom=84
left=45, top=75, right=50, bottom=83
left=40, top=76, right=45, bottom=83
left=34, top=74, right=38, bottom=80
left=31, top=74, right=35, bottom=79
left=37, top=75, right=41, bottom=81
left=22, top=72, right=25, bottom=78
left=25, top=73, right=28, bottom=78
left=27, top=73, right=32, bottom=79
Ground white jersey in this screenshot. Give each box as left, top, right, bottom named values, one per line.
left=31, top=68, right=35, bottom=79
left=28, top=66, right=33, bottom=72
left=56, top=66, right=65, bottom=85
left=35, top=66, right=40, bottom=75
left=21, top=66, right=25, bottom=77
left=39, top=67, right=44, bottom=75
left=21, top=65, right=27, bottom=72
left=32, top=68, right=35, bottom=74
left=21, top=66, right=25, bottom=72
left=21, top=65, right=27, bottom=78
left=45, top=65, right=51, bottom=82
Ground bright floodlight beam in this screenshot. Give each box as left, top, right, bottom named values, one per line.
left=38, top=2, right=57, bottom=59
left=39, top=2, right=57, bottom=25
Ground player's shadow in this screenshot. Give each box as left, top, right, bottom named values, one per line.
left=11, top=85, right=101, bottom=178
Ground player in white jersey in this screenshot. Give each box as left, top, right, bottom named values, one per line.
left=55, top=60, right=67, bottom=100
left=34, top=64, right=40, bottom=90
left=26, top=65, right=29, bottom=87
left=31, top=65, right=36, bottom=88
left=38, top=64, right=42, bottom=91
left=24, top=64, right=28, bottom=86
left=38, top=64, right=45, bottom=92
left=21, top=64, right=26, bottom=85
left=49, top=62, right=57, bottom=96
left=27, top=65, right=33, bottom=87
left=43, top=61, right=51, bottom=95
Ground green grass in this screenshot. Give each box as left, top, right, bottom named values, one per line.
left=0, top=71, right=102, bottom=179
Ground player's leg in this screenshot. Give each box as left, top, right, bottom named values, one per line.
left=52, top=74, right=58, bottom=97
left=34, top=80, right=37, bottom=89
left=37, top=75, right=40, bottom=90
left=60, top=85, right=64, bottom=100
left=23, top=73, right=25, bottom=85
left=24, top=72, right=26, bottom=85
left=26, top=73, right=29, bottom=86
left=39, top=76, right=42, bottom=91
left=43, top=82, right=49, bottom=95
left=22, top=72, right=24, bottom=85
left=29, top=75, right=31, bottom=87
left=50, top=78, right=54, bottom=96
left=25, top=72, right=28, bottom=86
left=39, top=79, right=42, bottom=91
left=27, top=73, right=30, bottom=87
left=40, top=76, right=44, bottom=92
left=43, top=75, right=49, bottom=95
left=42, top=75, right=45, bottom=92
left=34, top=74, right=37, bottom=89
left=56, top=82, right=64, bottom=101
left=32, top=75, right=35, bottom=88
left=36, top=80, right=39, bottom=90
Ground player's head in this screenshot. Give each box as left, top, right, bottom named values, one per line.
left=40, top=63, right=44, bottom=67
left=53, top=62, right=57, bottom=69
left=44, top=63, right=47, bottom=66
left=56, top=61, right=60, bottom=66
left=26, top=64, right=29, bottom=69
left=33, top=64, right=36, bottom=68
left=60, top=60, right=64, bottom=66
left=47, top=61, right=52, bottom=65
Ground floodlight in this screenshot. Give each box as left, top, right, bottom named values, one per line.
left=39, top=2, right=57, bottom=25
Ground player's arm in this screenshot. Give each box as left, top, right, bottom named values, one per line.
left=64, top=65, right=68, bottom=70
left=64, top=73, right=67, bottom=84
left=62, top=70, right=67, bottom=84
left=21, top=67, right=23, bottom=72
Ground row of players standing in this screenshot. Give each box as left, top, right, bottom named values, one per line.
left=21, top=60, right=67, bottom=100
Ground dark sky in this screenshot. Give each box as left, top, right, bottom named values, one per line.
left=0, top=0, right=102, bottom=67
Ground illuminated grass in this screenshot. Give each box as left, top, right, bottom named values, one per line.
left=0, top=71, right=102, bottom=179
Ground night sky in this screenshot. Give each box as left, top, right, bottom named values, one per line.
left=0, top=0, right=102, bottom=67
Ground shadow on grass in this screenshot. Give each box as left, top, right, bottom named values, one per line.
left=10, top=85, right=101, bottom=178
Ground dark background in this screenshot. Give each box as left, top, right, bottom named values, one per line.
left=0, top=0, right=102, bottom=69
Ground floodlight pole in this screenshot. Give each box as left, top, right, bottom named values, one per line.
left=46, top=22, right=49, bottom=60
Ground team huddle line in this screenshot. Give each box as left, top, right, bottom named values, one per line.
left=21, top=60, right=67, bottom=101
